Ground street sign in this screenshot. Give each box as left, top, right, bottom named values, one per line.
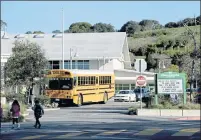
left=156, top=72, right=186, bottom=94
left=136, top=75, right=147, bottom=87
left=157, top=79, right=183, bottom=94
left=134, top=59, right=147, bottom=72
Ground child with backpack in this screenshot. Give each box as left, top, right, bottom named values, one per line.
left=10, top=100, right=21, bottom=129
left=0, top=103, right=3, bottom=129
left=32, top=100, right=44, bottom=129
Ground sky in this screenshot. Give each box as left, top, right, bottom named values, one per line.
left=1, top=1, right=200, bottom=33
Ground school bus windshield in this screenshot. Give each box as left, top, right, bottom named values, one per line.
left=47, top=77, right=73, bottom=90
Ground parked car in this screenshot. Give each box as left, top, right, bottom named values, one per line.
left=114, top=90, right=136, bottom=102
left=134, top=88, right=150, bottom=102
left=194, top=94, right=201, bottom=104
left=186, top=88, right=198, bottom=94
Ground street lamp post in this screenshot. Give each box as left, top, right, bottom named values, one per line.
left=62, top=8, right=64, bottom=70
left=70, top=47, right=78, bottom=70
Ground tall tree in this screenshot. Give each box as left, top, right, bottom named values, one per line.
left=196, top=15, right=200, bottom=25
left=92, top=23, right=115, bottom=32
left=165, top=22, right=178, bottom=28
left=4, top=40, right=48, bottom=90
left=68, top=22, right=92, bottom=33
left=139, top=20, right=162, bottom=31
left=52, top=30, right=62, bottom=33
left=25, top=31, right=32, bottom=34
left=33, top=31, right=45, bottom=34
left=119, top=21, right=141, bottom=37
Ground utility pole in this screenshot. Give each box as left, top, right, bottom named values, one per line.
left=62, top=8, right=64, bottom=69
left=183, top=18, right=198, bottom=102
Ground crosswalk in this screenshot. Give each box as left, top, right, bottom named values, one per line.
left=1, top=128, right=200, bottom=140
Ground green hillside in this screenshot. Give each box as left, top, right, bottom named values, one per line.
left=127, top=25, right=200, bottom=81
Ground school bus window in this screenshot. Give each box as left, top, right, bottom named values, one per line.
left=78, top=77, right=81, bottom=85
left=96, top=77, right=98, bottom=84
left=99, top=76, right=102, bottom=84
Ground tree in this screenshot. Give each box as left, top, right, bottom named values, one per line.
left=25, top=31, right=32, bottom=34
left=92, top=23, right=115, bottom=32
left=1, top=20, right=7, bottom=30
left=196, top=15, right=200, bottom=25
left=68, top=22, right=92, bottom=33
left=4, top=40, right=48, bottom=90
left=119, top=21, right=141, bottom=37
left=146, top=53, right=157, bottom=70
left=52, top=30, right=61, bottom=33
left=165, top=22, right=178, bottom=28
left=33, top=31, right=45, bottom=34
left=139, top=20, right=162, bottom=31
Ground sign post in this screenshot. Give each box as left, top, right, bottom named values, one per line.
left=136, top=75, right=147, bottom=109
left=156, top=72, right=186, bottom=104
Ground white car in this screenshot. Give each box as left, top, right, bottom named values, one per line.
left=114, top=90, right=136, bottom=102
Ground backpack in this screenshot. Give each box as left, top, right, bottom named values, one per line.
left=34, top=105, right=42, bottom=118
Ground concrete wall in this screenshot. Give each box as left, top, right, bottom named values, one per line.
left=137, top=109, right=200, bottom=117
left=160, top=109, right=182, bottom=117
left=183, top=110, right=200, bottom=117
left=137, top=109, right=160, bottom=116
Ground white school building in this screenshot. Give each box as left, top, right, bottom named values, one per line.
left=1, top=31, right=155, bottom=94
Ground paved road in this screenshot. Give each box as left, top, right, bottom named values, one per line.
left=1, top=99, right=200, bottom=140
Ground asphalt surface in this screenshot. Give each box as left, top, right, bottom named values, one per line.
left=1, top=99, right=200, bottom=140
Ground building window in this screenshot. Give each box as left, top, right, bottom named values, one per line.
left=115, top=84, right=130, bottom=93
left=131, top=84, right=135, bottom=90
left=52, top=61, right=60, bottom=69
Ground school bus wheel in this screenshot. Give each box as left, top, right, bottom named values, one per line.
left=77, top=94, right=83, bottom=107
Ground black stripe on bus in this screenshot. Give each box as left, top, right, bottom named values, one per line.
left=77, top=88, right=96, bottom=91
left=99, top=91, right=114, bottom=94
left=73, top=93, right=96, bottom=96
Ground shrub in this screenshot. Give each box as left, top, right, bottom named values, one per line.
left=2, top=93, right=26, bottom=104
left=128, top=106, right=138, bottom=115
left=34, top=95, right=50, bottom=106
left=178, top=103, right=201, bottom=110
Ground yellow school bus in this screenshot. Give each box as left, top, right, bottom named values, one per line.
left=45, top=69, right=115, bottom=106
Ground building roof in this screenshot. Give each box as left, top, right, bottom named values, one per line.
left=1, top=32, right=127, bottom=60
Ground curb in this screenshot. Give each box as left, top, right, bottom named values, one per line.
left=170, top=116, right=200, bottom=121
left=27, top=108, right=60, bottom=112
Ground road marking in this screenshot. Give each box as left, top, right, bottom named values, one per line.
left=172, top=128, right=200, bottom=136
left=92, top=135, right=133, bottom=139
left=135, top=128, right=163, bottom=136
left=20, top=135, right=47, bottom=140
left=97, top=130, right=126, bottom=136
left=52, top=132, right=87, bottom=139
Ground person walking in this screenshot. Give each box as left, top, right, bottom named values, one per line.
left=0, top=103, right=3, bottom=130
left=32, top=100, right=44, bottom=129
left=10, top=100, right=21, bottom=129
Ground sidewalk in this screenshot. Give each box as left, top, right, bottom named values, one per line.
left=171, top=116, right=201, bottom=121
left=27, top=107, right=60, bottom=112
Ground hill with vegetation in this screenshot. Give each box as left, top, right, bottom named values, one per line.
left=128, top=25, right=200, bottom=86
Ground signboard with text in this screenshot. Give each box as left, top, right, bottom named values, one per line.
left=156, top=72, right=186, bottom=94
